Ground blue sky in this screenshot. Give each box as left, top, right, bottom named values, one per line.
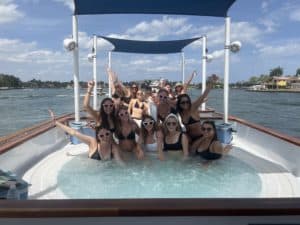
left=1, top=0, right=300, bottom=83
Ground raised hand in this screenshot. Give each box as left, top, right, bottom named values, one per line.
left=48, top=109, right=56, bottom=125
left=87, top=80, right=95, bottom=89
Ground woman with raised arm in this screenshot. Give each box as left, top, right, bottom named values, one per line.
left=194, top=121, right=232, bottom=160
left=115, top=106, right=144, bottom=160
left=138, top=115, right=164, bottom=160
left=156, top=88, right=177, bottom=123
left=107, top=68, right=131, bottom=107
left=174, top=70, right=197, bottom=97
left=49, top=110, right=123, bottom=164
left=161, top=113, right=189, bottom=160
left=176, top=75, right=217, bottom=151
left=83, top=81, right=116, bottom=132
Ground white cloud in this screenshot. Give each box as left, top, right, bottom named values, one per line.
left=261, top=1, right=269, bottom=13
left=125, top=16, right=193, bottom=40
left=290, top=8, right=300, bottom=22
left=53, top=0, right=74, bottom=11
left=0, top=0, right=24, bottom=24
left=258, top=40, right=300, bottom=57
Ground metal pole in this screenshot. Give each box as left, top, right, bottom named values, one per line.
left=93, top=35, right=97, bottom=110
left=201, top=35, right=207, bottom=111
left=181, top=52, right=185, bottom=84
left=224, top=17, right=231, bottom=123
left=72, top=15, right=80, bottom=122
left=108, top=51, right=112, bottom=98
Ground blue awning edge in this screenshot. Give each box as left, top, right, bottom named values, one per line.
left=99, top=36, right=202, bottom=54
left=73, top=0, right=236, bottom=17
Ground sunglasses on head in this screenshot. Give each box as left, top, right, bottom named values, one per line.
left=180, top=100, right=190, bottom=105
left=166, top=121, right=177, bottom=127
left=159, top=95, right=167, bottom=99
left=143, top=120, right=154, bottom=126
left=119, top=111, right=128, bottom=117
left=99, top=132, right=110, bottom=138
left=103, top=104, right=114, bottom=108
left=202, top=127, right=213, bottom=132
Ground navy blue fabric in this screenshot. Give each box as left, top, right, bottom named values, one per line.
left=73, top=0, right=236, bottom=17
left=99, top=36, right=201, bottom=54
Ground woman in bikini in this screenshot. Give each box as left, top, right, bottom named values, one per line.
left=115, top=106, right=144, bottom=160
left=193, top=120, right=232, bottom=160
left=128, top=90, right=149, bottom=126
left=176, top=75, right=217, bottom=152
left=83, top=80, right=116, bottom=132
left=138, top=115, right=164, bottom=160
left=48, top=110, right=123, bottom=164
left=160, top=113, right=189, bottom=160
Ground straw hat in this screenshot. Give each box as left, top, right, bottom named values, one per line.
left=175, top=82, right=183, bottom=88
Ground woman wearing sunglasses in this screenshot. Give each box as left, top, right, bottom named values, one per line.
left=161, top=114, right=189, bottom=160
left=157, top=89, right=177, bottom=123
left=194, top=121, right=232, bottom=160
left=138, top=115, right=164, bottom=160
left=176, top=75, right=217, bottom=151
left=83, top=80, right=116, bottom=132
left=115, top=106, right=144, bottom=160
left=48, top=110, right=123, bottom=164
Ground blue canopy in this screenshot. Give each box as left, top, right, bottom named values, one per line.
left=99, top=36, right=201, bottom=54
left=73, top=0, right=236, bottom=17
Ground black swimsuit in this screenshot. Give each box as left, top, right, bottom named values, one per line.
left=90, top=144, right=113, bottom=161
left=134, top=101, right=144, bottom=109
left=183, top=116, right=202, bottom=142
left=196, top=139, right=221, bottom=160
left=117, top=130, right=135, bottom=140
left=163, top=133, right=183, bottom=151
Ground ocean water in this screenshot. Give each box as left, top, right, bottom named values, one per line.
left=0, top=88, right=299, bottom=138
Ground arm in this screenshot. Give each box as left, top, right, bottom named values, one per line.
left=182, top=70, right=196, bottom=93
left=128, top=99, right=134, bottom=115
left=211, top=141, right=232, bottom=154
left=112, top=144, right=125, bottom=166
left=83, top=81, right=99, bottom=121
left=191, top=81, right=213, bottom=110
left=156, top=130, right=165, bottom=161
left=49, top=110, right=94, bottom=145
left=181, top=133, right=189, bottom=159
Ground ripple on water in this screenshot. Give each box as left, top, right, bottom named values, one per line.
left=57, top=153, right=262, bottom=199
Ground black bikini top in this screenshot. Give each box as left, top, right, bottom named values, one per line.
left=134, top=101, right=144, bottom=109
left=183, top=116, right=200, bottom=126
left=163, top=132, right=183, bottom=151
left=117, top=130, right=136, bottom=140
left=90, top=144, right=113, bottom=160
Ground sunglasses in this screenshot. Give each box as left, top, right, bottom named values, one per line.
left=180, top=100, right=190, bottom=105
left=159, top=95, right=168, bottom=99
left=202, top=127, right=213, bottom=132
left=119, top=111, right=128, bottom=117
left=99, top=132, right=110, bottom=138
left=166, top=121, right=177, bottom=127
left=143, top=120, right=154, bottom=126
left=103, top=104, right=114, bottom=108
left=137, top=92, right=143, bottom=96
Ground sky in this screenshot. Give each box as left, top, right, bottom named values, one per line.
left=1, top=0, right=300, bottom=83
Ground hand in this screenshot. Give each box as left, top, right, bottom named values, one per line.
left=208, top=74, right=218, bottom=83
left=192, top=70, right=197, bottom=77
left=87, top=80, right=95, bottom=89
left=224, top=144, right=233, bottom=154
left=158, top=152, right=165, bottom=161
left=48, top=109, right=56, bottom=125
left=137, top=149, right=144, bottom=160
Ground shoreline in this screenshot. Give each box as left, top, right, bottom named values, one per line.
left=246, top=89, right=300, bottom=93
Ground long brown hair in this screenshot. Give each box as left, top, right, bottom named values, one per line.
left=99, top=98, right=116, bottom=129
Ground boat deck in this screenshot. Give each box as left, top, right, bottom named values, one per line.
left=23, top=135, right=300, bottom=199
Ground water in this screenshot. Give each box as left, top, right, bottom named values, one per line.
left=57, top=153, right=261, bottom=198
left=0, top=88, right=299, bottom=138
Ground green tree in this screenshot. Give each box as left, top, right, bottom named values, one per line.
left=269, top=66, right=283, bottom=77
left=296, top=68, right=300, bottom=77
